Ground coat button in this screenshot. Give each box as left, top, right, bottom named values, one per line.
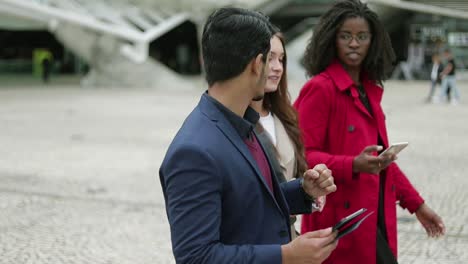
left=279, top=230, right=289, bottom=238
left=392, top=184, right=396, bottom=192
left=347, top=125, right=355, bottom=132
left=344, top=201, right=350, bottom=209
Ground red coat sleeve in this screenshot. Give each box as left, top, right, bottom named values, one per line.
left=389, top=163, right=425, bottom=213
left=294, top=79, right=355, bottom=184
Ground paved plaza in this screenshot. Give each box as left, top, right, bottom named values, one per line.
left=0, top=76, right=467, bottom=263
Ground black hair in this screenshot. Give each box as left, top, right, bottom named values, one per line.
left=302, top=0, right=395, bottom=85
left=202, top=7, right=273, bottom=86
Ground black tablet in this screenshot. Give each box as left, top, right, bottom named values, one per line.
left=333, top=208, right=374, bottom=239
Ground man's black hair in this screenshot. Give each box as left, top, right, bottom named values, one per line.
left=202, top=7, right=273, bottom=86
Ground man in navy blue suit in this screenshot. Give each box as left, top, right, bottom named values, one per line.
left=160, top=7, right=338, bottom=264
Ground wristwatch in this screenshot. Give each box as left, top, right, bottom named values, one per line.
left=299, top=177, right=315, bottom=202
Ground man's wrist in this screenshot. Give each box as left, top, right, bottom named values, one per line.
left=299, top=177, right=315, bottom=201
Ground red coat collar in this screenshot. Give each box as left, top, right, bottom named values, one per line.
left=325, top=59, right=354, bottom=92
left=325, top=59, right=383, bottom=100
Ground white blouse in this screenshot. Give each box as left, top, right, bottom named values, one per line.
left=259, top=112, right=276, bottom=146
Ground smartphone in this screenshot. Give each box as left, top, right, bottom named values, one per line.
left=333, top=208, right=374, bottom=239
left=379, top=142, right=408, bottom=158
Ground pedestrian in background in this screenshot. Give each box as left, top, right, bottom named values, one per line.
left=427, top=53, right=442, bottom=103
left=438, top=49, right=460, bottom=105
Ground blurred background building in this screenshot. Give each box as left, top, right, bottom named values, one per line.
left=1, top=0, right=468, bottom=87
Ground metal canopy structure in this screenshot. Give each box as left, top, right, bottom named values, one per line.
left=2, top=0, right=468, bottom=86
left=0, top=0, right=189, bottom=63
left=0, top=0, right=286, bottom=87
left=368, top=0, right=468, bottom=20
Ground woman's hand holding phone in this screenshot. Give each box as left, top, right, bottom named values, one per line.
left=377, top=142, right=408, bottom=169
left=352, top=145, right=385, bottom=174
left=352, top=143, right=407, bottom=175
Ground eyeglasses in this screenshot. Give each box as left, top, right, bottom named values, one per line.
left=337, top=32, right=371, bottom=44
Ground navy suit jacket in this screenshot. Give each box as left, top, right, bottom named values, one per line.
left=160, top=93, right=312, bottom=264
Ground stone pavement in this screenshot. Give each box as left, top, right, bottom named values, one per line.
left=0, top=77, right=467, bottom=263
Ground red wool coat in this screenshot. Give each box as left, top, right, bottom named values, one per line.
left=294, top=60, right=424, bottom=264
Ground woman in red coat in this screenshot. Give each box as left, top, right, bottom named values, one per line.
left=294, top=0, right=445, bottom=263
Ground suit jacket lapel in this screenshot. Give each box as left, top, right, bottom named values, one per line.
left=216, top=121, right=284, bottom=216
left=198, top=94, right=285, bottom=216
left=253, top=130, right=289, bottom=217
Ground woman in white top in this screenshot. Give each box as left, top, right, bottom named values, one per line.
left=250, top=28, right=325, bottom=238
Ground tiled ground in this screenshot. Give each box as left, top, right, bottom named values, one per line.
left=0, top=78, right=466, bottom=263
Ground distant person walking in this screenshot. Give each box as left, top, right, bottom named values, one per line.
left=438, top=49, right=460, bottom=105
left=37, top=49, right=53, bottom=84
left=41, top=57, right=51, bottom=83
left=427, top=53, right=442, bottom=103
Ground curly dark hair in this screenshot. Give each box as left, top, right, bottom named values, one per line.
left=302, top=0, right=395, bottom=85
